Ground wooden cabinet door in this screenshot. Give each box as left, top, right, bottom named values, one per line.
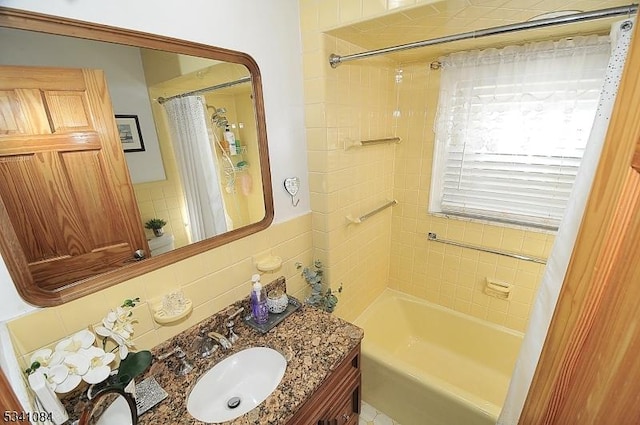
left=0, top=65, right=148, bottom=300
left=287, top=344, right=361, bottom=425
left=325, top=378, right=360, bottom=425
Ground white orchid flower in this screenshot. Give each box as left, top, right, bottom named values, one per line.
left=28, top=299, right=142, bottom=395
left=54, top=352, right=91, bottom=393
left=29, top=348, right=64, bottom=369
left=81, top=346, right=116, bottom=385
left=29, top=364, right=68, bottom=392
left=54, top=329, right=95, bottom=355
left=47, top=364, right=69, bottom=388
left=95, top=306, right=136, bottom=359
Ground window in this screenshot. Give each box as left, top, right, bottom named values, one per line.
left=430, top=36, right=611, bottom=230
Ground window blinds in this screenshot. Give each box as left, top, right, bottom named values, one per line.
left=431, top=36, right=611, bottom=229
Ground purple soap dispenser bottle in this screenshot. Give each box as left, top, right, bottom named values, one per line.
left=250, top=274, right=269, bottom=324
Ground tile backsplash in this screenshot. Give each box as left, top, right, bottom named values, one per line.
left=7, top=214, right=313, bottom=368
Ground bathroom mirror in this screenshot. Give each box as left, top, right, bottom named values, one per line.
left=0, top=8, right=273, bottom=306
left=79, top=388, right=138, bottom=425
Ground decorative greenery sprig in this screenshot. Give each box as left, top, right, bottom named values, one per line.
left=296, top=260, right=342, bottom=313
left=144, top=218, right=166, bottom=230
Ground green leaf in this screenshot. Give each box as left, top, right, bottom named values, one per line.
left=121, top=297, right=140, bottom=308
left=116, top=350, right=152, bottom=387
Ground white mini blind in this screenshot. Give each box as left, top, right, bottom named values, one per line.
left=430, top=36, right=611, bottom=229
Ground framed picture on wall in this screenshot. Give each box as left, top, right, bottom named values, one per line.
left=115, top=115, right=145, bottom=152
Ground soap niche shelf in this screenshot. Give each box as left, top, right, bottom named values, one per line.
left=254, top=255, right=283, bottom=272
left=152, top=291, right=193, bottom=325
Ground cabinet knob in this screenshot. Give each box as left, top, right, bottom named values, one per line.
left=342, top=413, right=351, bottom=421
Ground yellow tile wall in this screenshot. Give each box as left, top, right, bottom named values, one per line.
left=7, top=214, right=313, bottom=368
left=134, top=179, right=189, bottom=249
left=299, top=0, right=476, bottom=322
left=300, top=0, right=555, bottom=331
left=301, top=4, right=400, bottom=321
left=389, top=62, right=554, bottom=332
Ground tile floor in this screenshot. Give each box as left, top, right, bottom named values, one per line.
left=359, top=401, right=401, bottom=425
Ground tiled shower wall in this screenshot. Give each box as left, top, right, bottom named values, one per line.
left=300, top=0, right=554, bottom=331
left=390, top=64, right=552, bottom=333
left=389, top=62, right=553, bottom=331
left=304, top=30, right=398, bottom=321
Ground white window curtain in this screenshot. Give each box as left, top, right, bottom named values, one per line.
left=163, top=96, right=228, bottom=243
left=430, top=35, right=611, bottom=229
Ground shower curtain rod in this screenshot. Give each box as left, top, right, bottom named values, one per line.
left=328, top=4, right=638, bottom=68
left=156, top=76, right=251, bottom=104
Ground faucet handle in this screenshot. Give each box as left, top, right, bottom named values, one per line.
left=226, top=321, right=239, bottom=344
left=227, top=307, right=244, bottom=321
left=225, top=307, right=244, bottom=344
left=173, top=346, right=186, bottom=359
left=156, top=346, right=193, bottom=376
left=156, top=345, right=181, bottom=361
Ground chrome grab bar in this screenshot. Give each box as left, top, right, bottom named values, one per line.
left=345, top=136, right=401, bottom=149
left=427, top=232, right=547, bottom=265
left=346, top=200, right=397, bottom=224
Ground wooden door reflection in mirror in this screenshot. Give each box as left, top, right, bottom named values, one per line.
left=0, top=8, right=273, bottom=306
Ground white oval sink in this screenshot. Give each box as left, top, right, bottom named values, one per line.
left=187, top=347, right=287, bottom=423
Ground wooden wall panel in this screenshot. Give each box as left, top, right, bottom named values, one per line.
left=632, top=139, right=640, bottom=172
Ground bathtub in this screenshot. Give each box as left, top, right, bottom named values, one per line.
left=354, top=289, right=523, bottom=425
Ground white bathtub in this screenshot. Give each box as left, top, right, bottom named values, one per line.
left=354, top=289, right=523, bottom=425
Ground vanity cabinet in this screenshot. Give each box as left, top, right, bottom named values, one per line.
left=287, top=343, right=361, bottom=425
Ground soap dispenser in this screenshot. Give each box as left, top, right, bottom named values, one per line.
left=250, top=274, right=269, bottom=324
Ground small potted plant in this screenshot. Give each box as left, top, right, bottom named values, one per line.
left=144, top=218, right=167, bottom=237
left=296, top=260, right=342, bottom=313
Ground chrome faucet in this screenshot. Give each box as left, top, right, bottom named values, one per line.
left=207, top=331, right=232, bottom=350
left=195, top=328, right=219, bottom=358
left=157, top=346, right=193, bottom=376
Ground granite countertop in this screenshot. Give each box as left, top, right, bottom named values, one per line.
left=67, top=277, right=364, bottom=425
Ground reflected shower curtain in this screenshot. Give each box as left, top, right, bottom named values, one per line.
left=164, top=96, right=228, bottom=243
left=497, top=18, right=634, bottom=425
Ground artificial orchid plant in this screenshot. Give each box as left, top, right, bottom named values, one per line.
left=25, top=298, right=151, bottom=394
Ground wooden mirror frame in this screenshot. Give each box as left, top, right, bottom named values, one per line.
left=0, top=7, right=274, bottom=306
left=79, top=387, right=138, bottom=425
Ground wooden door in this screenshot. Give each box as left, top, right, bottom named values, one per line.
left=0, top=368, right=29, bottom=424
left=0, top=65, right=148, bottom=300
left=520, top=19, right=640, bottom=425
